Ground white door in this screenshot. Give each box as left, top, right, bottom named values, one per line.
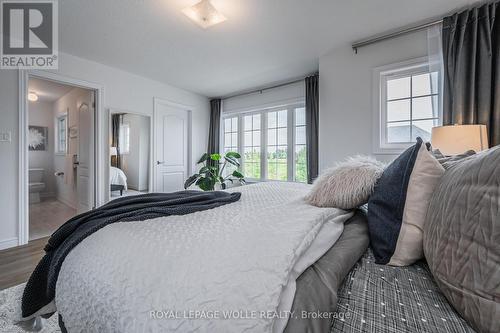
left=154, top=100, right=189, bottom=193
left=76, top=91, right=95, bottom=213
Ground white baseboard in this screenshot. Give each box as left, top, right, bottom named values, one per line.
left=0, top=237, right=19, bottom=250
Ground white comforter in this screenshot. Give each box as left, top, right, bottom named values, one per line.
left=109, top=166, right=127, bottom=190
left=55, top=182, right=352, bottom=333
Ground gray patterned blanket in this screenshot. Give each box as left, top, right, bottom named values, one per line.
left=331, top=249, right=476, bottom=333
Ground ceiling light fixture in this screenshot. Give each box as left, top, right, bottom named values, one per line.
left=182, top=0, right=227, bottom=29
left=28, top=92, right=38, bottom=102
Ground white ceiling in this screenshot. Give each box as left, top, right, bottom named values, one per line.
left=28, top=78, right=74, bottom=102
left=59, top=0, right=478, bottom=97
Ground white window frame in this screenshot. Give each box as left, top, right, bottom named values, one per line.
left=372, top=57, right=443, bottom=154
left=55, top=113, right=67, bottom=155
left=221, top=101, right=306, bottom=183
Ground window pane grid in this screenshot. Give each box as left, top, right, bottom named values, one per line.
left=243, top=114, right=261, bottom=179
left=294, top=107, right=307, bottom=183
left=221, top=105, right=305, bottom=183
left=387, top=117, right=439, bottom=124
left=386, top=71, right=440, bottom=144
left=387, top=93, right=438, bottom=103
left=267, top=110, right=288, bottom=181
left=223, top=116, right=239, bottom=152
left=57, top=116, right=67, bottom=153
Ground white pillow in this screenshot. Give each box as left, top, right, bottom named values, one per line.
left=306, top=156, right=385, bottom=209
left=388, top=143, right=445, bottom=266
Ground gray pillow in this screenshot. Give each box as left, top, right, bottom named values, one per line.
left=424, top=146, right=500, bottom=333
left=432, top=149, right=476, bottom=169
left=306, top=156, right=385, bottom=210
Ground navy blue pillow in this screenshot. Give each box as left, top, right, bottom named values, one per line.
left=367, top=137, right=423, bottom=264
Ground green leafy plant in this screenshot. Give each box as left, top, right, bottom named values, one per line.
left=184, top=152, right=246, bottom=191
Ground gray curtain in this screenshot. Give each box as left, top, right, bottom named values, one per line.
left=305, top=74, right=319, bottom=184
left=208, top=99, right=222, bottom=167
left=442, top=1, right=500, bottom=147
left=111, top=114, right=121, bottom=169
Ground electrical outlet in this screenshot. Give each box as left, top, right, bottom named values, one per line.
left=0, top=131, right=12, bottom=142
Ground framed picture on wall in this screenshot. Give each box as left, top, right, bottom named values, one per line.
left=28, top=126, right=48, bottom=151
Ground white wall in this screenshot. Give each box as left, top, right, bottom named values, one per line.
left=318, top=30, right=428, bottom=170
left=0, top=52, right=209, bottom=249
left=121, top=114, right=150, bottom=191
left=28, top=100, right=56, bottom=197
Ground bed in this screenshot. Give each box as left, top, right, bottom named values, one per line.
left=21, top=182, right=363, bottom=333
left=109, top=166, right=127, bottom=195
left=18, top=181, right=478, bottom=333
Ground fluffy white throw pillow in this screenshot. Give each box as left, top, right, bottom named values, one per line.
left=306, top=156, right=385, bottom=209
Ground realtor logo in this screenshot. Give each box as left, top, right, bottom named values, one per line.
left=1, top=0, right=58, bottom=69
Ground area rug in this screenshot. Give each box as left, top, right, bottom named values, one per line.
left=0, top=283, right=60, bottom=332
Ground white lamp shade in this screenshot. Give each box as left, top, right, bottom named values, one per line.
left=431, top=125, right=488, bottom=156
left=110, top=146, right=118, bottom=156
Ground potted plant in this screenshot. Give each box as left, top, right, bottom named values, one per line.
left=184, top=152, right=245, bottom=191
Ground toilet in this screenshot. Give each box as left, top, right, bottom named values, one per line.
left=29, top=168, right=46, bottom=204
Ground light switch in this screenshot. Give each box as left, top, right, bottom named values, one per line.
left=0, top=131, right=12, bottom=142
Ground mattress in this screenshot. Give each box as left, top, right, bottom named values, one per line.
left=54, top=182, right=353, bottom=333
left=331, top=249, right=476, bottom=333
left=109, top=166, right=127, bottom=190
left=285, top=210, right=370, bottom=333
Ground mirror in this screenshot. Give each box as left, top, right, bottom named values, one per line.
left=109, top=110, right=151, bottom=200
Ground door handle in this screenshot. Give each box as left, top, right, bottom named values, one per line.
left=156, top=161, right=165, bottom=165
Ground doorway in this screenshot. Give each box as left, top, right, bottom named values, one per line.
left=153, top=98, right=192, bottom=193
left=20, top=72, right=102, bottom=244
left=109, top=109, right=152, bottom=200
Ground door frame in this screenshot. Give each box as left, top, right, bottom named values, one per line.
left=107, top=108, right=154, bottom=200
left=18, top=69, right=105, bottom=245
left=152, top=97, right=193, bottom=192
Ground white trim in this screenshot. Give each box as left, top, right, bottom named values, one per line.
left=152, top=97, right=193, bottom=190
left=18, top=70, right=28, bottom=245
left=19, top=69, right=105, bottom=247
left=0, top=237, right=19, bottom=251
left=108, top=108, right=154, bottom=201
left=372, top=56, right=442, bottom=155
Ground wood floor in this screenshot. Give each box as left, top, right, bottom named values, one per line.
left=0, top=237, right=47, bottom=290
left=29, top=198, right=75, bottom=240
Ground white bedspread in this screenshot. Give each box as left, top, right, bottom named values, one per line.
left=55, top=182, right=352, bottom=333
left=109, top=166, right=127, bottom=190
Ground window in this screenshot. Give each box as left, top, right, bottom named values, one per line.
left=55, top=115, right=67, bottom=154
left=119, top=123, right=130, bottom=154
left=374, top=57, right=442, bottom=153
left=223, top=117, right=238, bottom=153
left=221, top=103, right=307, bottom=183
left=243, top=114, right=261, bottom=179
left=267, top=110, right=288, bottom=181
left=294, top=108, right=307, bottom=183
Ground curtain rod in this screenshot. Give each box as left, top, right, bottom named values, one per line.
left=352, top=19, right=443, bottom=53
left=222, top=74, right=317, bottom=101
